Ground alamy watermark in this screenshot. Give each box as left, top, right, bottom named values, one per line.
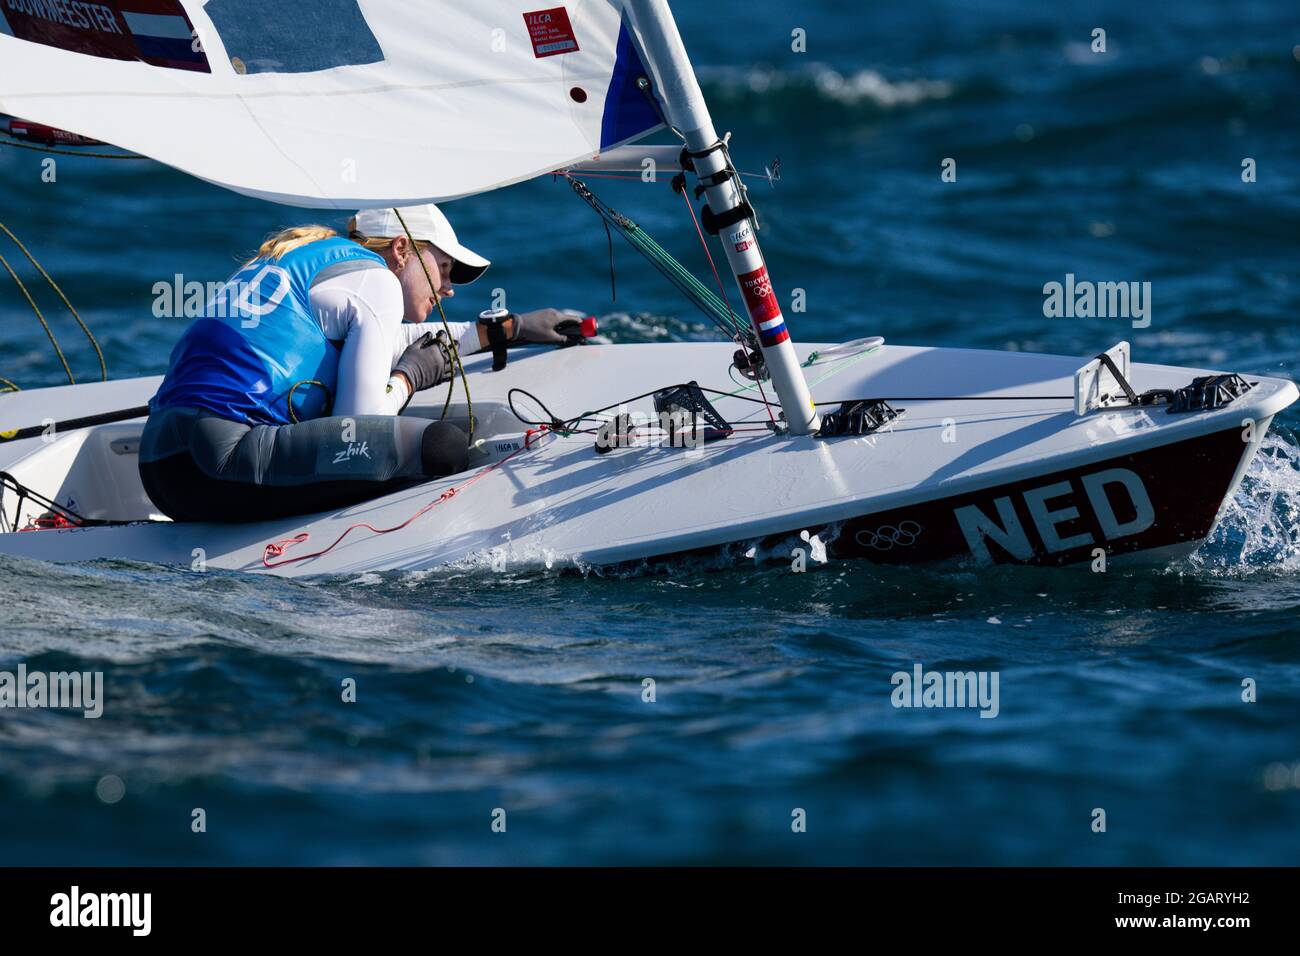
left=891, top=663, right=1000, bottom=718
left=50, top=886, right=150, bottom=936
left=152, top=264, right=290, bottom=327
left=0, top=664, right=103, bottom=718
left=1043, top=273, right=1151, bottom=328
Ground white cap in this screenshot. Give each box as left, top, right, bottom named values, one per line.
left=351, top=204, right=490, bottom=284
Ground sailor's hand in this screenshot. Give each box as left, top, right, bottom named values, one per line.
left=393, top=331, right=451, bottom=393
left=510, top=308, right=588, bottom=345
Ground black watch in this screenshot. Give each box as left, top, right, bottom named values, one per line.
left=478, top=308, right=511, bottom=371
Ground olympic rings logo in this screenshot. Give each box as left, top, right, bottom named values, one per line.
left=744, top=274, right=774, bottom=300
left=854, top=520, right=922, bottom=551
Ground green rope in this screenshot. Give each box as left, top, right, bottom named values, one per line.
left=720, top=344, right=882, bottom=406
left=392, top=207, right=474, bottom=442
left=569, top=178, right=753, bottom=344
left=0, top=250, right=75, bottom=385
left=617, top=219, right=749, bottom=339
left=0, top=220, right=107, bottom=382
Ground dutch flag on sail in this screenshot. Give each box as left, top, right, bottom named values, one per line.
left=0, top=1, right=209, bottom=73
left=121, top=3, right=207, bottom=71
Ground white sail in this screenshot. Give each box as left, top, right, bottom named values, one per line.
left=0, top=0, right=664, bottom=207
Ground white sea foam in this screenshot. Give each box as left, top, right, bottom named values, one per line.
left=698, top=63, right=954, bottom=108
left=1192, top=430, right=1300, bottom=571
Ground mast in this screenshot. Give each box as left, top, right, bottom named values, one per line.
left=625, top=0, right=820, bottom=435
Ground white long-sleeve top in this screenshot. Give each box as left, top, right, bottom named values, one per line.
left=309, top=263, right=481, bottom=416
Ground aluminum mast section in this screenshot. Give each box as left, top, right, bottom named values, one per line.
left=625, top=0, right=820, bottom=435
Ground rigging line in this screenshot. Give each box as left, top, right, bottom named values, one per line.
left=726, top=345, right=882, bottom=405
left=807, top=347, right=881, bottom=386
left=676, top=184, right=776, bottom=425
left=677, top=186, right=736, bottom=324
left=814, top=395, right=1074, bottom=405
left=392, top=207, right=473, bottom=442
left=601, top=217, right=616, bottom=302
left=507, top=383, right=774, bottom=434
left=0, top=136, right=145, bottom=160
left=262, top=428, right=551, bottom=568
left=568, top=177, right=749, bottom=341
left=0, top=220, right=107, bottom=381
left=0, top=250, right=74, bottom=385
left=0, top=470, right=108, bottom=528
left=556, top=171, right=646, bottom=182
left=510, top=381, right=1078, bottom=435
left=286, top=379, right=329, bottom=425
left=0, top=377, right=18, bottom=393
left=555, top=169, right=781, bottom=185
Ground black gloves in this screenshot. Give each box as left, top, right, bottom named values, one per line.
left=394, top=331, right=451, bottom=394
left=510, top=308, right=589, bottom=345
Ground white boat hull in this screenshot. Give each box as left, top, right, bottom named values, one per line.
left=0, top=341, right=1294, bottom=576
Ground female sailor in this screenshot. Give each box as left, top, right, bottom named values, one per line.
left=139, top=203, right=579, bottom=522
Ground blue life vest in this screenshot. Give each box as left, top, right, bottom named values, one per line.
left=150, top=237, right=387, bottom=425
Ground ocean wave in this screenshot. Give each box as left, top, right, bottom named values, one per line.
left=697, top=63, right=956, bottom=109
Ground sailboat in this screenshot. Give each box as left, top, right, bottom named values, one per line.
left=0, top=0, right=1294, bottom=575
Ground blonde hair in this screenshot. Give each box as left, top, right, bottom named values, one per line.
left=346, top=216, right=435, bottom=255
left=250, top=220, right=436, bottom=265
left=256, top=224, right=338, bottom=260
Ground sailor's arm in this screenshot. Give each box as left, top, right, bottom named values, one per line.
left=393, top=309, right=591, bottom=353
left=313, top=268, right=420, bottom=416
left=393, top=319, right=482, bottom=359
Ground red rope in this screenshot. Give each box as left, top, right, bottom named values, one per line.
left=262, top=429, right=552, bottom=569
left=679, top=187, right=736, bottom=319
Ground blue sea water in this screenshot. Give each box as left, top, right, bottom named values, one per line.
left=2, top=0, right=1300, bottom=864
